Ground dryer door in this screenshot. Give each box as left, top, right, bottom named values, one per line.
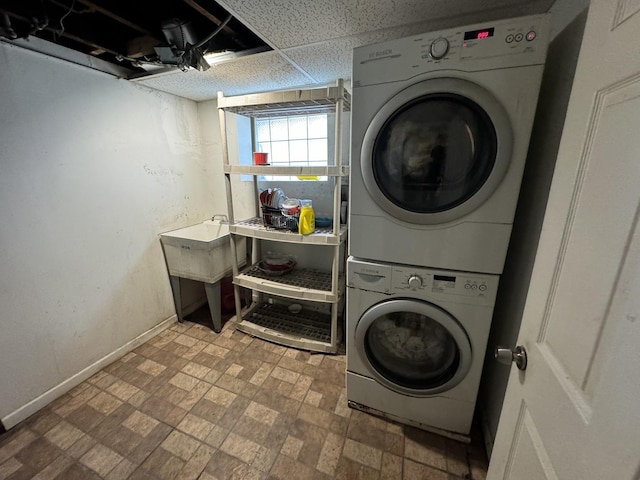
left=354, top=298, right=472, bottom=396
left=361, top=78, right=513, bottom=225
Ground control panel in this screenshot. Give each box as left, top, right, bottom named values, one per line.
left=458, top=18, right=541, bottom=62
left=347, top=259, right=499, bottom=305
left=352, top=14, right=549, bottom=87
left=390, top=268, right=493, bottom=298
left=415, top=17, right=543, bottom=65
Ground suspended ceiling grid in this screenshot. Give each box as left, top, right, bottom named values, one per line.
left=1, top=0, right=556, bottom=100
left=135, top=0, right=554, bottom=100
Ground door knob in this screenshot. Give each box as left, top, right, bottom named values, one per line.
left=495, top=345, right=527, bottom=370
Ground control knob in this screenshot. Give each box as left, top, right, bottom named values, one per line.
left=429, top=38, right=449, bottom=59
left=408, top=275, right=423, bottom=289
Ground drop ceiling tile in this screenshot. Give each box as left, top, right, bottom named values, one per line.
left=281, top=43, right=353, bottom=86
left=217, top=0, right=550, bottom=49
left=133, top=1, right=554, bottom=101
left=282, top=5, right=547, bottom=84
left=134, top=51, right=314, bottom=101
left=282, top=21, right=462, bottom=84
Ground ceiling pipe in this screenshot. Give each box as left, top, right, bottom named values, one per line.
left=0, top=13, right=17, bottom=39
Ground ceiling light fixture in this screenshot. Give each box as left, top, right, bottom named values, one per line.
left=204, top=46, right=271, bottom=67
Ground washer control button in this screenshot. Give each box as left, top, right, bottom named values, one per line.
left=515, top=33, right=524, bottom=42
left=526, top=31, right=536, bottom=41
left=429, top=38, right=450, bottom=59
left=505, top=34, right=514, bottom=43
left=464, top=283, right=471, bottom=289
left=479, top=284, right=487, bottom=291
left=471, top=284, right=478, bottom=290
left=408, top=275, right=423, bottom=289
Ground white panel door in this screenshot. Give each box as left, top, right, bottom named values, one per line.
left=488, top=1, right=640, bottom=478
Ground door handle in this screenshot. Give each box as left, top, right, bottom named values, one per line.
left=495, top=345, right=527, bottom=371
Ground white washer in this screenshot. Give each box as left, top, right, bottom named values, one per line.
left=346, top=257, right=499, bottom=437
left=349, top=15, right=550, bottom=274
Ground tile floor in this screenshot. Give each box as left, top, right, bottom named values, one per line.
left=0, top=316, right=489, bottom=480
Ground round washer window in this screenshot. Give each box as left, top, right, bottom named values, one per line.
left=354, top=298, right=472, bottom=396
left=360, top=78, right=513, bottom=225
left=372, top=93, right=497, bottom=214
left=364, top=310, right=460, bottom=390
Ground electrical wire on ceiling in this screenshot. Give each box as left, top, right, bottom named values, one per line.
left=53, top=0, right=75, bottom=42
left=183, top=13, right=233, bottom=71
left=193, top=14, right=232, bottom=50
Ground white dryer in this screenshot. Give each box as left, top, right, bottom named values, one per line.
left=349, top=15, right=550, bottom=274
left=346, top=257, right=499, bottom=438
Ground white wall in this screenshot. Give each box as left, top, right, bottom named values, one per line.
left=198, top=100, right=258, bottom=222
left=0, top=42, right=221, bottom=428
left=478, top=1, right=589, bottom=455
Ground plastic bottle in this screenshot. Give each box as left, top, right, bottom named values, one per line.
left=298, top=199, right=315, bottom=235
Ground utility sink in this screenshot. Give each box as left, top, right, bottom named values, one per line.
left=160, top=219, right=246, bottom=332
left=160, top=219, right=246, bottom=283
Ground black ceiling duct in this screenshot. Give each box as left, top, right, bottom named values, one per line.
left=154, top=15, right=232, bottom=71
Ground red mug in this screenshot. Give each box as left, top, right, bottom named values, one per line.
left=253, top=152, right=268, bottom=165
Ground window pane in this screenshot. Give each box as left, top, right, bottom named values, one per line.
left=257, top=142, right=271, bottom=156
left=289, top=140, right=308, bottom=163
left=253, top=114, right=329, bottom=181
left=308, top=115, right=327, bottom=138
left=288, top=117, right=307, bottom=140
left=270, top=118, right=288, bottom=141
left=256, top=119, right=270, bottom=142
left=309, top=139, right=327, bottom=161
left=270, top=141, right=290, bottom=164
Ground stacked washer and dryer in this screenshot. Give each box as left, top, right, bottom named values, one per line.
left=346, top=14, right=549, bottom=440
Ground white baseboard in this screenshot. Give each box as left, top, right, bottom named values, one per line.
left=1, top=314, right=177, bottom=430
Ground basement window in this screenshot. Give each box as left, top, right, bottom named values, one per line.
left=254, top=114, right=333, bottom=181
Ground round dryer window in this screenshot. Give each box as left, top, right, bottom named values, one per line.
left=361, top=78, right=513, bottom=225
left=355, top=298, right=472, bottom=396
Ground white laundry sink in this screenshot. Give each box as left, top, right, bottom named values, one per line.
left=160, top=219, right=246, bottom=333
left=160, top=219, right=246, bottom=284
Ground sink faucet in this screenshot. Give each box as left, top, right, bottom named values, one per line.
left=211, top=214, right=228, bottom=223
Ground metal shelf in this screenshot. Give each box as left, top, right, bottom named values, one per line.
left=218, top=85, right=351, bottom=118
left=230, top=218, right=347, bottom=245
left=236, top=302, right=337, bottom=353
left=235, top=264, right=343, bottom=302
left=224, top=165, right=349, bottom=176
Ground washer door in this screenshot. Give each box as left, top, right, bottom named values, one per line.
left=355, top=298, right=472, bottom=396
left=361, top=78, right=513, bottom=225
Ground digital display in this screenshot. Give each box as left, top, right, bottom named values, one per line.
left=433, top=274, right=456, bottom=292
left=464, top=27, right=495, bottom=40
left=434, top=275, right=456, bottom=282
